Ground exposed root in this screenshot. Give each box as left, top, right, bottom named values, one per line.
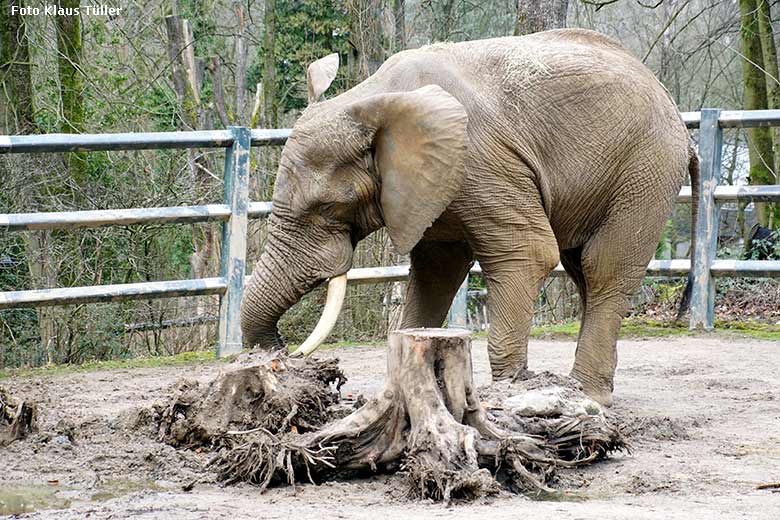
left=207, top=329, right=626, bottom=502
left=506, top=415, right=626, bottom=462
left=0, top=386, right=37, bottom=446
left=209, top=429, right=338, bottom=487
left=152, top=353, right=345, bottom=449
left=403, top=458, right=499, bottom=503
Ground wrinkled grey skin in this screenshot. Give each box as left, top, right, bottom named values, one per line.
left=240, top=29, right=694, bottom=405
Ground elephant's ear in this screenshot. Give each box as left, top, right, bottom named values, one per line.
left=307, top=53, right=339, bottom=104
left=348, top=85, right=468, bottom=254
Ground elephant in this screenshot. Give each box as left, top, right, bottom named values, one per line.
left=240, top=28, right=697, bottom=406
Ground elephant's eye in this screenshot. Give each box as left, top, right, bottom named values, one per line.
left=318, top=202, right=354, bottom=229
left=318, top=202, right=338, bottom=219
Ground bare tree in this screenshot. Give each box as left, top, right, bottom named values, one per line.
left=55, top=0, right=87, bottom=185
left=515, top=0, right=569, bottom=34
left=1, top=1, right=62, bottom=363
left=740, top=0, right=777, bottom=228
left=756, top=0, right=780, bottom=227
left=261, top=0, right=278, bottom=128
left=347, top=0, right=394, bottom=81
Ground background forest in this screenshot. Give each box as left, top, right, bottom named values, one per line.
left=1, top=0, right=779, bottom=369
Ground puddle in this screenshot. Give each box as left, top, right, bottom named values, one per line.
left=0, top=485, right=71, bottom=515
left=526, top=489, right=588, bottom=502
left=90, top=478, right=165, bottom=502
left=0, top=479, right=166, bottom=515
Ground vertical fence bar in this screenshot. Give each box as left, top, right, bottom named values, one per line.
left=690, top=109, right=722, bottom=330
left=217, top=126, right=251, bottom=356
left=448, top=275, right=469, bottom=329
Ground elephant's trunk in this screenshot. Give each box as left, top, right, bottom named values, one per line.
left=240, top=239, right=315, bottom=350
left=240, top=217, right=354, bottom=352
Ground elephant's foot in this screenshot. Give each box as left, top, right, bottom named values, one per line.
left=491, top=364, right=526, bottom=382
left=511, top=367, right=536, bottom=382
left=488, top=348, right=528, bottom=382
left=571, top=370, right=614, bottom=407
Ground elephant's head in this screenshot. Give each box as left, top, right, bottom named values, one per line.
left=240, top=55, right=469, bottom=355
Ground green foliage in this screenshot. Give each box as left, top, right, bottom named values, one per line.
left=248, top=0, right=352, bottom=114
left=0, top=238, right=39, bottom=368
left=647, top=279, right=684, bottom=304
left=529, top=318, right=780, bottom=341
left=744, top=229, right=780, bottom=260
left=655, top=219, right=675, bottom=259
left=179, top=0, right=219, bottom=57
left=713, top=319, right=780, bottom=341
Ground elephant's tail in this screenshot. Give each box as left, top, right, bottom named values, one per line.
left=676, top=148, right=700, bottom=322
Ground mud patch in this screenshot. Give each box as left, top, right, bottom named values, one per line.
left=662, top=367, right=696, bottom=377
left=609, top=410, right=708, bottom=442
left=623, top=473, right=683, bottom=495
left=2, top=337, right=778, bottom=517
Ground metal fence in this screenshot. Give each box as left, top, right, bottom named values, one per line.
left=1, top=108, right=780, bottom=356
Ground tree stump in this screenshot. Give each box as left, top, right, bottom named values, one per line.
left=0, top=386, right=37, bottom=446
left=153, top=355, right=345, bottom=450
left=212, top=329, right=594, bottom=501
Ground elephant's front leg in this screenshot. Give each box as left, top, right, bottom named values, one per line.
left=400, top=241, right=474, bottom=329
left=469, top=199, right=560, bottom=380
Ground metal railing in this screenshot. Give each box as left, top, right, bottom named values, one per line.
left=1, top=108, right=779, bottom=355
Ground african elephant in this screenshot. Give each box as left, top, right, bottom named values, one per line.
left=240, top=29, right=697, bottom=406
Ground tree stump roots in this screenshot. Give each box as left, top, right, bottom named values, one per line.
left=208, top=329, right=624, bottom=502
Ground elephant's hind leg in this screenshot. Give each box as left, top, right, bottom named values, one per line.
left=400, top=240, right=474, bottom=329
left=571, top=188, right=677, bottom=406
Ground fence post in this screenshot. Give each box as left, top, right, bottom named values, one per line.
left=217, top=126, right=251, bottom=356
left=448, top=275, right=469, bottom=329
left=689, top=108, right=722, bottom=330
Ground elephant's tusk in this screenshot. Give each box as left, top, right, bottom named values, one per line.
left=290, top=273, right=348, bottom=357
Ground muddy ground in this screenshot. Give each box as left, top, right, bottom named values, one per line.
left=1, top=336, right=779, bottom=519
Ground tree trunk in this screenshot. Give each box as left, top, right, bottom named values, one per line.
left=1, top=1, right=61, bottom=364
left=756, top=0, right=780, bottom=228
left=207, top=56, right=231, bottom=127
left=233, top=0, right=248, bottom=125
left=55, top=0, right=86, bottom=183
left=165, top=15, right=218, bottom=347
left=261, top=0, right=278, bottom=128
left=0, top=0, right=34, bottom=134
left=514, top=0, right=569, bottom=35
left=393, top=0, right=406, bottom=52
left=347, top=0, right=391, bottom=82
left=740, top=0, right=777, bottom=229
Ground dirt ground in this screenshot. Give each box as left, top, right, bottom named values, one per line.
left=1, top=336, right=779, bottom=519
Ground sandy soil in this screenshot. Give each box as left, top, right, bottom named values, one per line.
left=1, top=336, right=779, bottom=519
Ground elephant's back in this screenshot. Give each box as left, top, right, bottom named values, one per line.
left=444, top=30, right=678, bottom=118
left=440, top=31, right=690, bottom=250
